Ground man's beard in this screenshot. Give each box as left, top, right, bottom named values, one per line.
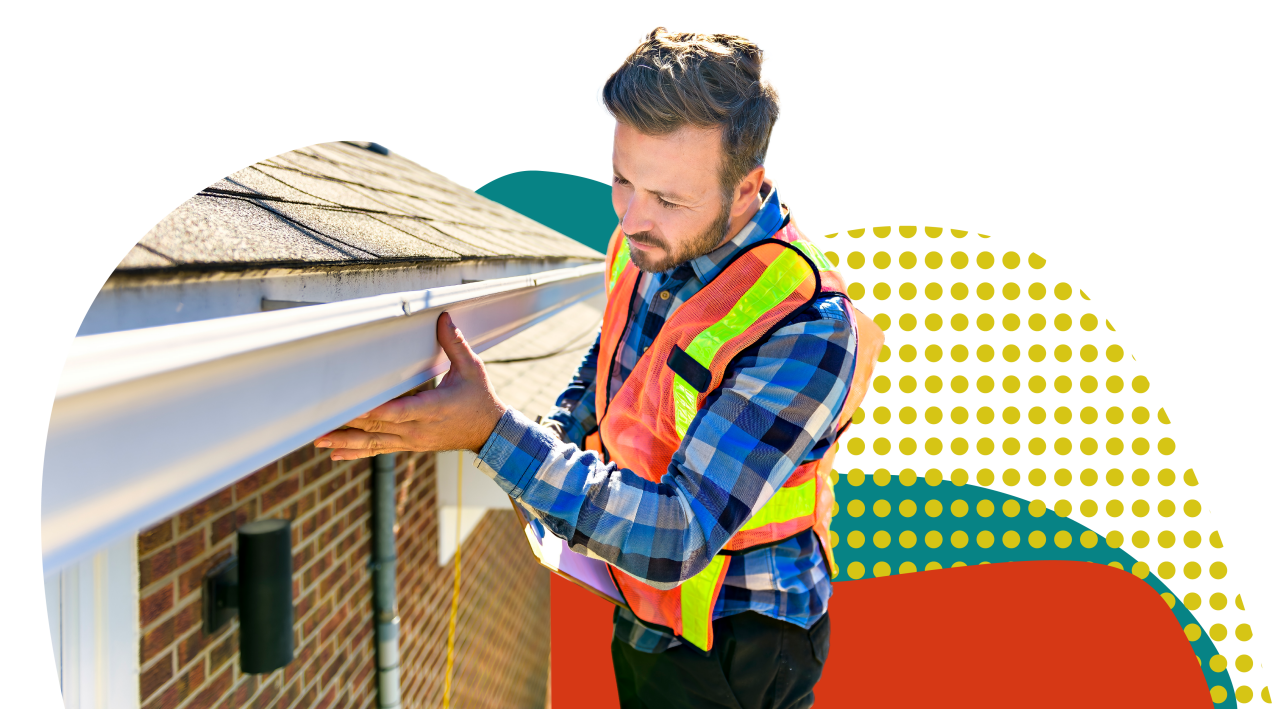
left=625, top=198, right=732, bottom=274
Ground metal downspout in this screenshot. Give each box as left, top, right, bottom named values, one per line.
left=372, top=454, right=402, bottom=708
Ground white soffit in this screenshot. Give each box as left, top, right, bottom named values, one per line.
left=42, top=263, right=605, bottom=573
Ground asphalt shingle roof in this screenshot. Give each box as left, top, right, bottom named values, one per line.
left=120, top=141, right=602, bottom=272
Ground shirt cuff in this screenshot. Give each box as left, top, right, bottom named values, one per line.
left=476, top=408, right=558, bottom=499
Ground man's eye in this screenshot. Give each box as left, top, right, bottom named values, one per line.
left=612, top=175, right=629, bottom=186
left=658, top=197, right=680, bottom=209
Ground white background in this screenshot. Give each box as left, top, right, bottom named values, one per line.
left=3, top=1, right=1276, bottom=703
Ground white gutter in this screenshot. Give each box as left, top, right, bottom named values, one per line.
left=42, top=262, right=605, bottom=573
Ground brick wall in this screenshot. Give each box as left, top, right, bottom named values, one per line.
left=136, top=444, right=550, bottom=709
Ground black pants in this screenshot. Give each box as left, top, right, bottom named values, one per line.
left=611, top=611, right=830, bottom=709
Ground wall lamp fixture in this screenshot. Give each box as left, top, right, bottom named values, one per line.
left=203, top=518, right=295, bottom=674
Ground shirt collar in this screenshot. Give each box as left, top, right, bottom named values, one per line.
left=688, top=183, right=785, bottom=284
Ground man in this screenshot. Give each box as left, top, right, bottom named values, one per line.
left=316, top=28, right=881, bottom=708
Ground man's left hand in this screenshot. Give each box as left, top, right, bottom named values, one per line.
left=314, top=311, right=508, bottom=460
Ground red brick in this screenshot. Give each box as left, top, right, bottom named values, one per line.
left=142, top=660, right=204, bottom=709
left=318, top=559, right=348, bottom=598
left=319, top=606, right=348, bottom=640
left=304, top=457, right=335, bottom=486
left=319, top=647, right=347, bottom=689
left=285, top=684, right=317, bottom=709
left=178, top=488, right=234, bottom=534
left=179, top=549, right=232, bottom=600
left=140, top=653, right=174, bottom=701
left=274, top=679, right=303, bottom=709
left=139, top=547, right=177, bottom=590
left=176, top=620, right=224, bottom=667
left=292, top=542, right=316, bottom=573
left=301, top=598, right=333, bottom=640
left=173, top=599, right=203, bottom=637
left=280, top=490, right=318, bottom=522
left=140, top=585, right=174, bottom=626
left=282, top=446, right=315, bottom=474
left=140, top=617, right=174, bottom=663
left=139, top=519, right=175, bottom=557
left=211, top=500, right=257, bottom=546
left=262, top=474, right=301, bottom=514
left=316, top=517, right=347, bottom=551
left=315, top=684, right=338, bottom=709
left=174, top=528, right=207, bottom=567
left=230, top=675, right=257, bottom=706
left=185, top=665, right=233, bottom=709
left=300, top=505, right=333, bottom=540
left=235, top=461, right=281, bottom=500
left=209, top=628, right=237, bottom=673
left=318, top=471, right=348, bottom=502
left=250, top=677, right=282, bottom=709
left=306, top=642, right=335, bottom=685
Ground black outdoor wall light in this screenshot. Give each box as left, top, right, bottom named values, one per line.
left=203, top=518, right=295, bottom=674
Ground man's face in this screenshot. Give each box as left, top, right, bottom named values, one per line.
left=611, top=121, right=731, bottom=273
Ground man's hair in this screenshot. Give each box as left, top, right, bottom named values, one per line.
left=603, top=27, right=780, bottom=203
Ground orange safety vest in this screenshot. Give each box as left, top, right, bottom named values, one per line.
left=584, top=215, right=883, bottom=651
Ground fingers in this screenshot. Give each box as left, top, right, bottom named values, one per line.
left=437, top=312, right=483, bottom=376
left=314, top=428, right=403, bottom=453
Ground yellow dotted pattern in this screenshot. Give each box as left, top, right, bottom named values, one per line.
left=824, top=226, right=1266, bottom=706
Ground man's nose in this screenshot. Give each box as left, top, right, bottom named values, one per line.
left=619, top=193, right=655, bottom=236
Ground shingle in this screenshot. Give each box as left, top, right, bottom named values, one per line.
left=226, top=167, right=460, bottom=260
left=117, top=244, right=177, bottom=270
left=136, top=194, right=372, bottom=267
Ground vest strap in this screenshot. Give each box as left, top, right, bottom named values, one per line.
left=678, top=554, right=730, bottom=652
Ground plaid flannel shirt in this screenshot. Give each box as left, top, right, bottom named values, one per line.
left=476, top=185, right=856, bottom=653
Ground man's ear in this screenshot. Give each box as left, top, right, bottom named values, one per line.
left=731, top=165, right=766, bottom=217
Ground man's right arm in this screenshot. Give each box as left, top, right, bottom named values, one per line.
left=543, top=332, right=601, bottom=448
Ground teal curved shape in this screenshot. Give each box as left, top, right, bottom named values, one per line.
left=476, top=171, right=617, bottom=254
left=831, top=474, right=1234, bottom=706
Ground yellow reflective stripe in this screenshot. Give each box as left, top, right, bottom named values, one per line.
left=608, top=238, right=631, bottom=293
left=793, top=241, right=835, bottom=272
left=672, top=248, right=810, bottom=436
left=679, top=555, right=727, bottom=651
left=738, top=477, right=816, bottom=532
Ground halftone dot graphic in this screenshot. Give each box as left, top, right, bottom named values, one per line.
left=824, top=226, right=1253, bottom=706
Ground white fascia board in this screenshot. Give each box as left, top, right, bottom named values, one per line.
left=43, top=263, right=605, bottom=574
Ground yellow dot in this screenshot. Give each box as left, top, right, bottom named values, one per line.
left=874, top=438, right=892, bottom=455
left=1185, top=624, right=1202, bottom=641
left=900, top=226, right=917, bottom=238
left=848, top=283, right=865, bottom=300
left=900, top=469, right=918, bottom=486
left=1054, top=376, right=1073, bottom=393
left=925, top=500, right=943, bottom=517
left=925, top=438, right=943, bottom=454
left=976, top=315, right=995, bottom=333
left=1001, top=438, right=1020, bottom=456
left=1131, top=530, right=1148, bottom=547
left=1028, top=438, right=1046, bottom=455
left=1080, top=344, right=1098, bottom=362
left=873, top=499, right=891, bottom=517
left=951, top=500, right=969, bottom=517
left=1106, top=376, right=1124, bottom=393
left=1080, top=469, right=1098, bottom=485
left=1236, top=686, right=1253, bottom=703
left=1131, top=561, right=1150, bottom=579
left=1028, top=314, right=1046, bottom=331
left=1080, top=376, right=1099, bottom=393
left=976, top=531, right=995, bottom=548
left=1158, top=438, right=1175, bottom=455
left=1105, top=500, right=1123, bottom=517
left=873, top=283, right=891, bottom=300
left=1236, top=655, right=1253, bottom=672
left=1002, top=499, right=1020, bottom=517
left=974, top=468, right=992, bottom=486
left=873, top=530, right=891, bottom=548
left=1158, top=562, right=1175, bottom=579
left=899, top=283, right=917, bottom=300
left=976, top=438, right=994, bottom=455
left=1106, top=531, right=1124, bottom=548
left=975, top=282, right=995, bottom=300
left=847, top=530, right=865, bottom=548
left=976, top=252, right=994, bottom=269
left=951, top=437, right=968, bottom=454
left=1185, top=500, right=1202, bottom=517
left=1157, top=500, right=1175, bottom=517
left=1002, top=282, right=1020, bottom=300
left=1210, top=561, right=1227, bottom=579
left=848, top=469, right=867, bottom=486
left=1185, top=562, right=1202, bottom=579
left=1184, top=469, right=1199, bottom=486
left=1236, top=594, right=1245, bottom=610
left=978, top=407, right=996, bottom=424
left=1029, top=530, right=1046, bottom=548
left=900, top=252, right=917, bottom=269
left=951, top=252, right=968, bottom=269
left=1030, top=376, right=1047, bottom=393
left=1054, top=438, right=1073, bottom=455
left=873, top=562, right=891, bottom=578
left=871, top=468, right=890, bottom=486
left=847, top=561, right=865, bottom=579
left=1184, top=593, right=1202, bottom=610
left=1209, top=655, right=1229, bottom=672
left=1209, top=624, right=1228, bottom=642
left=1081, top=531, right=1098, bottom=548
left=1054, top=500, right=1072, bottom=517
left=951, top=283, right=969, bottom=300
left=1159, top=592, right=1176, bottom=609
left=847, top=252, right=866, bottom=269
left=1080, top=438, right=1098, bottom=455
left=899, top=561, right=918, bottom=574
left=1028, top=282, right=1046, bottom=300
left=902, top=376, right=919, bottom=393
left=874, top=227, right=891, bottom=238
left=1002, top=530, right=1020, bottom=548
left=899, top=531, right=917, bottom=548
left=951, top=531, right=969, bottom=548
left=1080, top=499, right=1098, bottom=517
left=1208, top=592, right=1227, bottom=610
left=924, top=561, right=942, bottom=571
left=925, top=531, right=943, bottom=548
left=1054, top=531, right=1072, bottom=548
left=976, top=499, right=994, bottom=516
left=899, top=500, right=917, bottom=517
left=1133, top=376, right=1150, bottom=393
left=848, top=500, right=865, bottom=517
left=1237, top=624, right=1253, bottom=641
left=1132, top=499, right=1150, bottom=517
left=1156, top=469, right=1175, bottom=486
left=1054, top=282, right=1072, bottom=300
left=925, top=469, right=943, bottom=486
